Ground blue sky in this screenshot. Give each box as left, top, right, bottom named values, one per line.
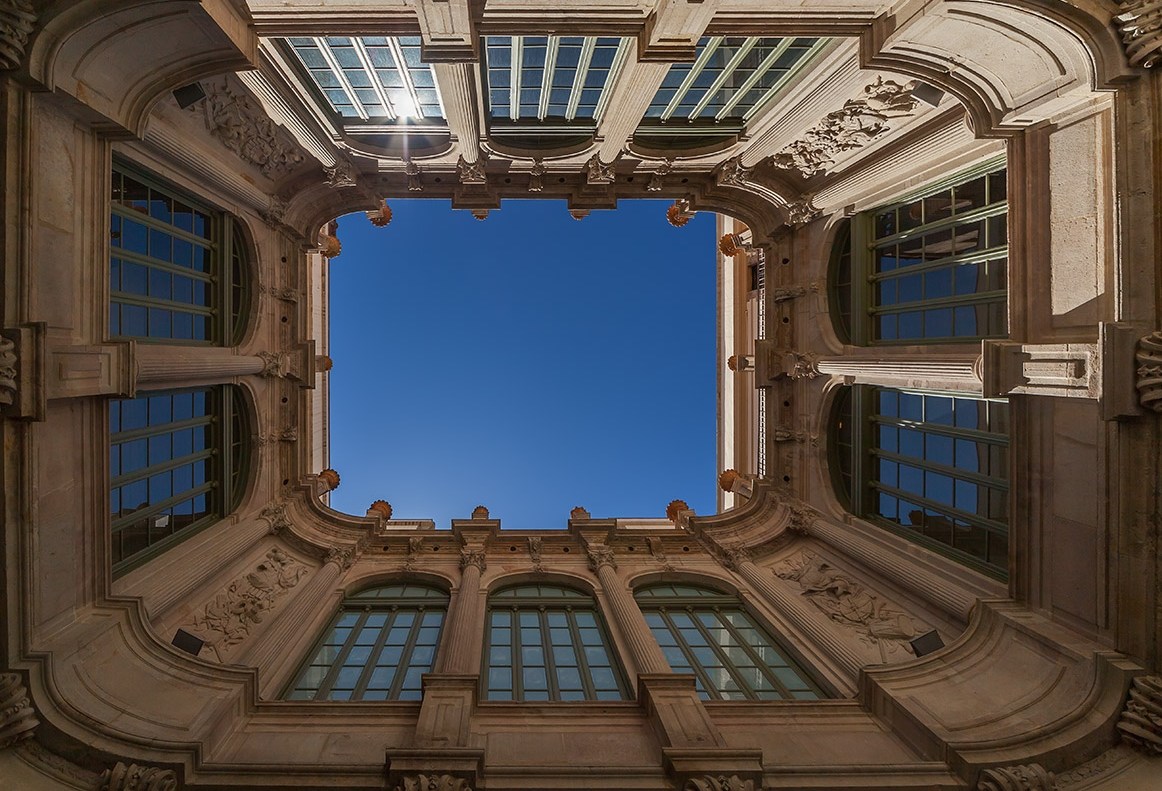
left=327, top=198, right=717, bottom=530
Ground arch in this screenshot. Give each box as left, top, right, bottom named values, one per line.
left=485, top=568, right=601, bottom=598
left=227, top=213, right=260, bottom=348
left=342, top=568, right=456, bottom=597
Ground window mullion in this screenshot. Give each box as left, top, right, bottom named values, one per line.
left=567, top=608, right=596, bottom=700
left=541, top=608, right=561, bottom=700
left=393, top=607, right=425, bottom=700
left=691, top=608, right=754, bottom=700
left=510, top=606, right=524, bottom=701
left=850, top=213, right=872, bottom=346
left=319, top=611, right=367, bottom=698
left=659, top=608, right=719, bottom=701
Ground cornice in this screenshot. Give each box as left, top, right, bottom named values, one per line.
left=686, top=479, right=798, bottom=558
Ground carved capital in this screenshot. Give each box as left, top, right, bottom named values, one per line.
left=1135, top=332, right=1162, bottom=411
left=0, top=1, right=36, bottom=71
left=721, top=546, right=751, bottom=571
left=785, top=351, right=820, bottom=380
left=976, top=763, right=1056, bottom=791
left=258, top=351, right=287, bottom=378
left=457, top=155, right=487, bottom=185
left=585, top=154, right=616, bottom=185
left=460, top=549, right=487, bottom=572
left=0, top=672, right=38, bottom=750
left=1117, top=674, right=1162, bottom=753
left=394, top=775, right=473, bottom=791
left=1114, top=0, right=1162, bottom=68
left=325, top=158, right=358, bottom=188
left=200, top=81, right=304, bottom=176
left=684, top=775, right=755, bottom=791
left=405, top=160, right=424, bottom=192
left=587, top=546, right=617, bottom=572
left=326, top=546, right=355, bottom=569
left=716, top=156, right=752, bottom=187
left=260, top=195, right=288, bottom=226
left=99, top=761, right=178, bottom=791
left=785, top=197, right=821, bottom=226
left=259, top=500, right=292, bottom=535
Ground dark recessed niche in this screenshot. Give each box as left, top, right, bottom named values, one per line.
left=627, top=177, right=634, bottom=183
left=782, top=258, right=790, bottom=265
left=432, top=545, right=440, bottom=551
left=627, top=545, right=635, bottom=551
left=510, top=546, right=517, bottom=552
left=783, top=400, right=791, bottom=407
left=281, top=316, right=288, bottom=323
left=280, top=256, right=287, bottom=263
left=282, top=478, right=290, bottom=485
left=434, top=177, right=442, bottom=183
left=782, top=317, right=790, bottom=324
left=681, top=178, right=689, bottom=183
left=682, top=546, right=690, bottom=552
left=783, top=475, right=791, bottom=483
left=562, top=546, right=571, bottom=553
left=558, top=177, right=566, bottom=183
left=504, top=177, right=511, bottom=183
left=281, top=397, right=289, bottom=404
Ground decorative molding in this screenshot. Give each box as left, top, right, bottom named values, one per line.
left=325, top=158, right=358, bottom=188
left=1114, top=0, right=1162, bottom=68
left=200, top=82, right=305, bottom=177
left=405, top=160, right=424, bottom=192
left=258, top=351, right=287, bottom=378
left=460, top=549, right=487, bottom=572
left=586, top=546, right=617, bottom=572
left=715, top=156, right=753, bottom=187
left=1134, top=332, right=1162, bottom=412
left=260, top=195, right=288, bottom=226
left=0, top=672, right=38, bottom=750
left=260, top=500, right=292, bottom=535
left=403, top=536, right=424, bottom=571
left=326, top=545, right=355, bottom=570
left=585, top=154, right=615, bottom=185
left=647, top=536, right=674, bottom=571
left=256, top=427, right=298, bottom=446
left=0, top=1, right=36, bottom=72
left=976, top=763, right=1056, bottom=791
left=527, top=537, right=544, bottom=573
left=784, top=197, right=821, bottom=226
left=684, top=775, right=754, bottom=791
left=721, top=546, right=751, bottom=572
left=457, top=155, right=487, bottom=185
left=770, top=283, right=820, bottom=304
left=14, top=741, right=100, bottom=787
left=774, top=550, right=932, bottom=662
left=773, top=426, right=815, bottom=445
left=186, top=548, right=308, bottom=659
left=263, top=285, right=299, bottom=303
left=0, top=336, right=16, bottom=406
left=99, top=761, right=178, bottom=791
left=1117, top=674, right=1162, bottom=753
left=528, top=160, right=545, bottom=192
left=772, top=77, right=918, bottom=177
left=393, top=775, right=472, bottom=791
left=647, top=159, right=672, bottom=192
left=1056, top=746, right=1135, bottom=788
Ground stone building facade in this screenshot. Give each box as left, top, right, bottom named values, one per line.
left=0, top=1, right=1161, bottom=789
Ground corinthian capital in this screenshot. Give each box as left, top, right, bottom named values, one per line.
left=586, top=546, right=617, bottom=572
left=460, top=549, right=487, bottom=572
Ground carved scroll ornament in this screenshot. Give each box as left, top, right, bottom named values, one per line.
left=685, top=775, right=755, bottom=791
left=976, top=763, right=1056, bottom=791
left=772, top=77, right=918, bottom=177
left=0, top=672, right=38, bottom=750
left=1114, top=0, right=1162, bottom=68
left=1135, top=332, right=1162, bottom=412
left=1117, top=674, right=1162, bottom=753
left=100, top=762, right=178, bottom=791
left=394, top=775, right=472, bottom=791
left=457, top=155, right=487, bottom=185
left=585, top=154, right=615, bottom=185
left=0, top=336, right=16, bottom=407
left=0, top=1, right=36, bottom=72
left=200, top=83, right=305, bottom=177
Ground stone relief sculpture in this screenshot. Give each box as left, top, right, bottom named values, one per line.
left=528, top=160, right=545, bottom=192
left=784, top=197, right=821, bottom=226
left=975, top=763, right=1056, bottom=791
left=99, top=761, right=178, bottom=791
left=457, top=155, right=487, bottom=185
left=0, top=672, right=38, bottom=750
left=648, top=536, right=674, bottom=571
left=325, top=159, right=357, bottom=188
left=770, top=283, right=820, bottom=303
left=585, top=154, right=616, bottom=185
left=684, top=775, right=755, bottom=791
left=647, top=159, right=672, bottom=192
left=774, top=551, right=929, bottom=662
left=527, top=536, right=544, bottom=573
left=1114, top=0, right=1162, bottom=68
left=393, top=775, right=472, bottom=791
left=1117, top=674, right=1162, bottom=753
left=1135, top=331, right=1162, bottom=412
left=715, top=156, right=753, bottom=187
left=199, top=82, right=305, bottom=177
left=187, top=548, right=308, bottom=660
left=772, top=77, right=918, bottom=177
left=0, top=335, right=16, bottom=406
left=0, top=0, right=36, bottom=72
left=403, top=535, right=424, bottom=571
left=405, top=159, right=424, bottom=192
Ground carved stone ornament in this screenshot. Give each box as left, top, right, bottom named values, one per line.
left=722, top=546, right=752, bottom=571
left=719, top=234, right=742, bottom=257
left=260, top=195, right=288, bottom=226
left=785, top=197, right=821, bottom=226
left=570, top=506, right=591, bottom=520
left=684, top=775, right=755, bottom=791
left=367, top=200, right=393, bottom=227
left=257, top=351, right=287, bottom=378
left=326, top=545, right=355, bottom=570
left=587, top=546, right=617, bottom=572
left=770, top=283, right=819, bottom=303
left=773, top=426, right=812, bottom=444
left=457, top=155, right=487, bottom=185
left=647, top=159, right=672, bottom=192
left=318, top=468, right=341, bottom=491
left=394, top=775, right=472, bottom=791
left=785, top=499, right=818, bottom=535
left=774, top=551, right=930, bottom=662
left=1114, top=0, right=1162, bottom=68
left=772, top=77, right=918, bottom=177
left=460, top=549, right=487, bottom=572
left=647, top=536, right=674, bottom=571
left=1134, top=331, right=1162, bottom=412
left=585, top=154, right=616, bottom=185
left=1117, top=674, right=1162, bottom=753
left=527, top=536, right=544, bottom=573
left=99, top=761, right=178, bottom=791
left=0, top=672, right=38, bottom=750
left=1055, top=746, right=1134, bottom=787
left=325, top=159, right=358, bottom=188
left=200, top=82, right=305, bottom=177
left=0, top=1, right=36, bottom=71
left=716, top=156, right=753, bottom=187
left=786, top=351, right=820, bottom=380
left=187, top=547, right=308, bottom=658
left=529, top=160, right=545, bottom=193
left=405, top=159, right=424, bottom=192
left=666, top=199, right=695, bottom=228
left=976, top=763, right=1056, bottom=791
left=368, top=499, right=393, bottom=520
left=666, top=499, right=692, bottom=522
left=0, top=336, right=16, bottom=407
left=260, top=500, right=292, bottom=535
left=263, top=285, right=299, bottom=303
left=403, top=536, right=424, bottom=571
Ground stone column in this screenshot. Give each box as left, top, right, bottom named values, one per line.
left=595, top=60, right=670, bottom=162
left=721, top=547, right=864, bottom=679
left=433, top=63, right=481, bottom=164
left=815, top=354, right=983, bottom=392
left=437, top=549, right=486, bottom=674
left=586, top=546, right=670, bottom=677
left=242, top=548, right=349, bottom=697
left=135, top=344, right=273, bottom=387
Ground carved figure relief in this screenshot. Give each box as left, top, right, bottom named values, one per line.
left=772, top=77, right=918, bottom=177
left=527, top=536, right=544, bottom=573
left=99, top=761, right=178, bottom=791
left=187, top=548, right=308, bottom=660
left=394, top=775, right=472, bottom=791
left=1114, top=0, right=1162, bottom=68
left=1135, top=331, right=1162, bottom=412
left=0, top=672, right=38, bottom=750
left=405, top=160, right=424, bottom=192
left=1117, top=674, right=1162, bottom=753
left=0, top=336, right=16, bottom=406
left=0, top=1, right=36, bottom=71
left=528, top=160, right=545, bottom=192
left=774, top=551, right=929, bottom=662
left=403, top=536, right=424, bottom=571
left=647, top=159, right=672, bottom=192
left=648, top=536, right=674, bottom=571
left=200, top=82, right=305, bottom=177
left=685, top=775, right=755, bottom=791
left=976, top=763, right=1056, bottom=791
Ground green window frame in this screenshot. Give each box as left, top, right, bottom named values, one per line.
left=110, top=164, right=250, bottom=345
left=109, top=386, right=248, bottom=575
left=286, top=584, right=448, bottom=701
left=635, top=583, right=825, bottom=701
left=833, top=159, right=1008, bottom=345
left=832, top=385, right=1010, bottom=578
left=484, top=583, right=628, bottom=702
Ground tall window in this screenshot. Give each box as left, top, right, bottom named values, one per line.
left=635, top=583, right=825, bottom=701
left=286, top=584, right=448, bottom=701
left=110, top=166, right=250, bottom=344
left=830, top=161, right=1007, bottom=344
left=832, top=386, right=1010, bottom=577
left=484, top=583, right=627, bottom=702
left=109, top=387, right=248, bottom=575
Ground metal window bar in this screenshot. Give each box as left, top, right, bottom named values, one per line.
left=312, top=37, right=369, bottom=120
left=386, top=37, right=424, bottom=117
left=592, top=39, right=631, bottom=122
left=564, top=37, right=596, bottom=120
left=688, top=38, right=760, bottom=119
left=352, top=37, right=396, bottom=118
left=715, top=38, right=795, bottom=120
left=660, top=37, right=723, bottom=120
left=739, top=39, right=828, bottom=122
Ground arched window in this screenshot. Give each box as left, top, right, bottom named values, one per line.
left=635, top=583, right=825, bottom=701
left=830, top=160, right=1007, bottom=345
left=484, top=583, right=627, bottom=702
left=109, top=164, right=251, bottom=344
left=831, top=385, right=1009, bottom=578
left=286, top=584, right=448, bottom=701
left=109, top=386, right=248, bottom=575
